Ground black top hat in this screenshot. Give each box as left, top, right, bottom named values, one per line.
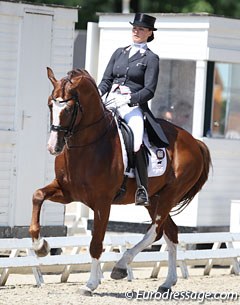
left=130, top=13, right=157, bottom=31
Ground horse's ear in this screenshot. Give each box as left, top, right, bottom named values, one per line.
left=47, top=67, right=57, bottom=86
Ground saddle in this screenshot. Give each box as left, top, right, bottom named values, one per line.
left=115, top=115, right=149, bottom=201
left=109, top=107, right=135, bottom=171
left=113, top=109, right=168, bottom=201
left=118, top=117, right=135, bottom=169
left=113, top=117, right=133, bottom=201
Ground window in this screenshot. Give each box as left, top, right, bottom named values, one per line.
left=211, top=63, right=240, bottom=139
left=151, top=60, right=195, bottom=133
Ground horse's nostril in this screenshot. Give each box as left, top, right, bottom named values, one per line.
left=55, top=146, right=62, bottom=153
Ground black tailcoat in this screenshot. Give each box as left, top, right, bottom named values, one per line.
left=98, top=46, right=169, bottom=147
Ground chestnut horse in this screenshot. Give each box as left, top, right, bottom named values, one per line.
left=29, top=68, right=211, bottom=295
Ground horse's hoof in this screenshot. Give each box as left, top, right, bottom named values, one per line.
left=34, top=239, right=51, bottom=257
left=78, top=286, right=93, bottom=296
left=111, top=266, right=128, bottom=280
left=157, top=286, right=172, bottom=294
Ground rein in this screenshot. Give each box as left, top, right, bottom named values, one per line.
left=73, top=111, right=107, bottom=133
left=65, top=110, right=115, bottom=149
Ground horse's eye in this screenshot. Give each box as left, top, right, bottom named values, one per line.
left=64, top=106, right=71, bottom=114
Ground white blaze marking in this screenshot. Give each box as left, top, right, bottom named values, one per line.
left=47, top=98, right=67, bottom=153
left=52, top=98, right=66, bottom=125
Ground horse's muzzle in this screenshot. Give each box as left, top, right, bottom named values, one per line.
left=47, top=144, right=62, bottom=156
left=47, top=130, right=65, bottom=155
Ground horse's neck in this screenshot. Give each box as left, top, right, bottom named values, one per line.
left=69, top=105, right=114, bottom=147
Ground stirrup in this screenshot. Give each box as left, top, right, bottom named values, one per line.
left=135, top=186, right=150, bottom=206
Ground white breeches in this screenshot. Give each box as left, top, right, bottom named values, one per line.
left=106, top=91, right=144, bottom=152
left=119, top=105, right=144, bottom=152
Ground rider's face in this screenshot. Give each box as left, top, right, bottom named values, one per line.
left=132, top=26, right=152, bottom=43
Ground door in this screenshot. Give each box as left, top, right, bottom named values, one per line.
left=14, top=12, right=52, bottom=225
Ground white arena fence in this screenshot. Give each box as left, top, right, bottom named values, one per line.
left=0, top=232, right=239, bottom=287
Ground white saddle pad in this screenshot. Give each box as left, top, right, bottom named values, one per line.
left=117, top=120, right=167, bottom=178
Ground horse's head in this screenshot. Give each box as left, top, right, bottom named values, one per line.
left=46, top=67, right=98, bottom=155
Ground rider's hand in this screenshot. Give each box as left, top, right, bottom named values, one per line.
left=115, top=94, right=131, bottom=108
left=128, top=99, right=139, bottom=107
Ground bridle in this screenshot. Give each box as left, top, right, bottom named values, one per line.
left=50, top=95, right=115, bottom=148
left=50, top=95, right=82, bottom=137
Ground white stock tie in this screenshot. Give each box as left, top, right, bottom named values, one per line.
left=129, top=43, right=147, bottom=58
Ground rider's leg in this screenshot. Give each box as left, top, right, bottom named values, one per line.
left=134, top=144, right=149, bottom=205
left=123, top=107, right=149, bottom=206
left=123, top=106, right=144, bottom=152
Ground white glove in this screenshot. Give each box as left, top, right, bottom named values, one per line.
left=114, top=94, right=131, bottom=108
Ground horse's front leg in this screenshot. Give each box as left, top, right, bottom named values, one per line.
left=80, top=203, right=111, bottom=295
left=29, top=179, right=69, bottom=257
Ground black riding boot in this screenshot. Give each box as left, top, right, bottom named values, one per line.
left=134, top=145, right=149, bottom=206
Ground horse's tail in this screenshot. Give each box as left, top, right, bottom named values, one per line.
left=194, top=139, right=212, bottom=192
left=172, top=139, right=212, bottom=215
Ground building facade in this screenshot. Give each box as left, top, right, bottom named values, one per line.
left=0, top=1, right=77, bottom=237
left=85, top=13, right=240, bottom=231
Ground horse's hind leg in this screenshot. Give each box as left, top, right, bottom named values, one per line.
left=110, top=213, right=178, bottom=286
left=158, top=234, right=177, bottom=292
left=110, top=193, right=168, bottom=280
left=29, top=179, right=69, bottom=257
left=111, top=222, right=159, bottom=279
left=157, top=216, right=179, bottom=293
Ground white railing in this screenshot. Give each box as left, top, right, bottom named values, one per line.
left=0, top=232, right=239, bottom=287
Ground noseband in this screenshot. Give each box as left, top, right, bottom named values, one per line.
left=50, top=96, right=82, bottom=137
